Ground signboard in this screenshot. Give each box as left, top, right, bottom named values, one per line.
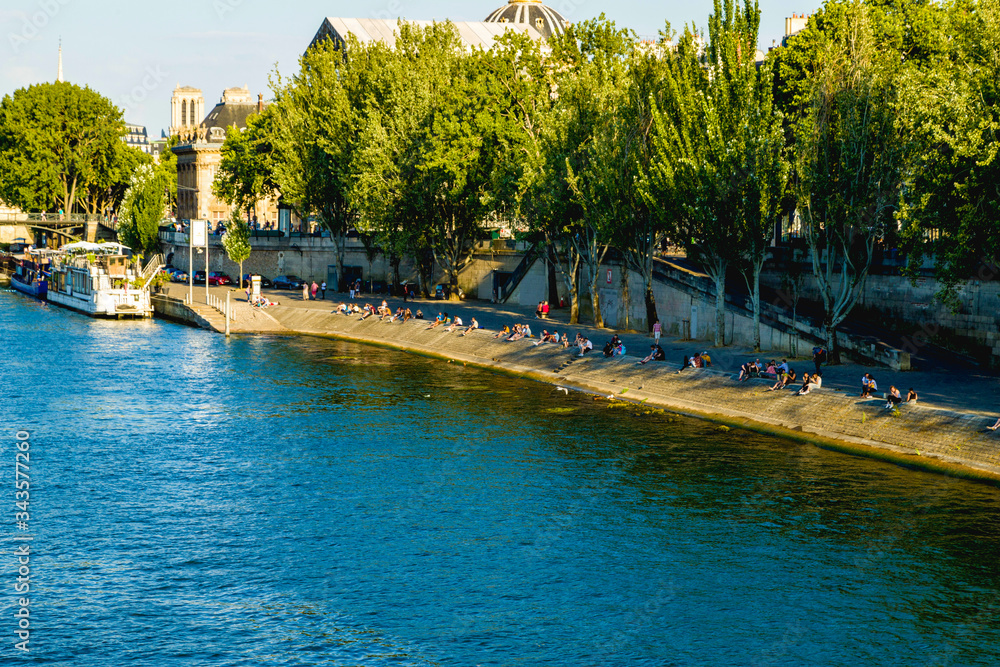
left=251, top=275, right=261, bottom=300
left=191, top=219, right=207, bottom=247
left=606, top=268, right=613, bottom=284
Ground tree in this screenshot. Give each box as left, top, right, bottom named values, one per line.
left=270, top=39, right=361, bottom=292
left=610, top=43, right=673, bottom=332
left=118, top=163, right=169, bottom=258
left=222, top=212, right=252, bottom=288
left=792, top=0, right=908, bottom=358
left=81, top=141, right=149, bottom=218
left=556, top=16, right=635, bottom=327
left=896, top=0, right=1000, bottom=302
left=350, top=22, right=484, bottom=299
left=645, top=2, right=758, bottom=347
left=0, top=81, right=128, bottom=215
left=213, top=109, right=277, bottom=221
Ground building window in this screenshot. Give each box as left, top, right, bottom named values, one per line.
left=182, top=99, right=187, bottom=127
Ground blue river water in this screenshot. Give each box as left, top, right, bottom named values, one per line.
left=1, top=290, right=1000, bottom=666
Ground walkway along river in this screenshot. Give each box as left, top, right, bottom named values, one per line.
left=3, top=290, right=1000, bottom=665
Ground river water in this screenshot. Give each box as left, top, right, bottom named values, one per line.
left=1, top=290, right=999, bottom=666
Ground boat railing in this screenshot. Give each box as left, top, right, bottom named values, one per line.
left=140, top=254, right=164, bottom=289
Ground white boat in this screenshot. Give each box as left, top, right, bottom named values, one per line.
left=46, top=242, right=161, bottom=318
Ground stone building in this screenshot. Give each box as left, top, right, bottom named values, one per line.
left=170, top=86, right=279, bottom=226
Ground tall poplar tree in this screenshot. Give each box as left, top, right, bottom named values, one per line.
left=793, top=0, right=907, bottom=357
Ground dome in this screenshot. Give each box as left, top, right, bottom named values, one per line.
left=483, top=0, right=568, bottom=40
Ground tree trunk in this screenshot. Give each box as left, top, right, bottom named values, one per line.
left=334, top=232, right=346, bottom=292
left=619, top=265, right=630, bottom=331
left=416, top=250, right=433, bottom=298
left=751, top=265, right=761, bottom=352
left=589, top=269, right=604, bottom=329
left=825, top=323, right=838, bottom=364
left=390, top=255, right=401, bottom=294
left=556, top=241, right=581, bottom=325
left=448, top=269, right=461, bottom=301
left=704, top=256, right=727, bottom=347
left=644, top=284, right=657, bottom=333
left=239, top=260, right=244, bottom=289
left=547, top=252, right=560, bottom=305
left=714, top=275, right=726, bottom=347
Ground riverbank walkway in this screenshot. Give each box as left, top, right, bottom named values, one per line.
left=164, top=283, right=999, bottom=420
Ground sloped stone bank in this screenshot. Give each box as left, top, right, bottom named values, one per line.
left=267, top=305, right=1000, bottom=484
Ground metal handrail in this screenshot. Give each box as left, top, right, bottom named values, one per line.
left=499, top=245, right=541, bottom=303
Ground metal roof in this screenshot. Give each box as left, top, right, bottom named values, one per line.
left=309, top=18, right=544, bottom=52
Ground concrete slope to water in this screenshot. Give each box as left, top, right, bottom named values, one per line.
left=267, top=305, right=1000, bottom=483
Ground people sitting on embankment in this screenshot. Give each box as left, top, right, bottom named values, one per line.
left=884, top=385, right=903, bottom=409
left=639, top=344, right=666, bottom=365
left=768, top=368, right=796, bottom=391
left=679, top=351, right=710, bottom=372
left=738, top=359, right=761, bottom=382
left=796, top=372, right=822, bottom=395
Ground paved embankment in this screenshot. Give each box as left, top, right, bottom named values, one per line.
left=261, top=304, right=1000, bottom=484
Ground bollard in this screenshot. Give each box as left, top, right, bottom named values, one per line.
left=225, top=291, right=231, bottom=337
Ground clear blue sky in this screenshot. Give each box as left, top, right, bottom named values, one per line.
left=0, top=0, right=811, bottom=135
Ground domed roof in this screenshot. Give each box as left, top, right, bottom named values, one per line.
left=483, top=0, right=568, bottom=40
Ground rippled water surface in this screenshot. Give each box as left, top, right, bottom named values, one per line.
left=2, top=291, right=1000, bottom=666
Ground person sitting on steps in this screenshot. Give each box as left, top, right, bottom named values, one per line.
left=639, top=344, right=665, bottom=364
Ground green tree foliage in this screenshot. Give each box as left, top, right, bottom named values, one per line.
left=213, top=110, right=277, bottom=220
left=644, top=0, right=783, bottom=347
left=896, top=0, right=1000, bottom=301
left=351, top=22, right=503, bottom=300
left=270, top=40, right=361, bottom=292
left=609, top=43, right=673, bottom=332
left=221, top=212, right=252, bottom=288
left=118, top=163, right=169, bottom=258
left=792, top=0, right=908, bottom=357
left=556, top=16, right=635, bottom=327
left=0, top=82, right=131, bottom=215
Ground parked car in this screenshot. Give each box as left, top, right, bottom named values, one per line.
left=273, top=275, right=306, bottom=290
left=207, top=272, right=233, bottom=286
left=243, top=274, right=272, bottom=288
left=162, top=266, right=188, bottom=282
left=193, top=270, right=207, bottom=284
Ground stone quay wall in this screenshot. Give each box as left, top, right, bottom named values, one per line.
left=261, top=305, right=1000, bottom=484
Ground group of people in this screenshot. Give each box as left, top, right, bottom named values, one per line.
left=302, top=281, right=327, bottom=301
left=248, top=294, right=278, bottom=309
left=602, top=335, right=627, bottom=358
left=735, top=359, right=920, bottom=409
left=425, top=312, right=482, bottom=335
left=357, top=300, right=425, bottom=324
left=494, top=322, right=533, bottom=341
left=861, top=373, right=917, bottom=409
left=534, top=330, right=570, bottom=347
left=680, top=351, right=712, bottom=371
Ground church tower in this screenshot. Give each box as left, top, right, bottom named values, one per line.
left=169, top=85, right=205, bottom=138
left=56, top=39, right=63, bottom=82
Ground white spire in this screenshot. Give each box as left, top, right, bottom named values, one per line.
left=57, top=39, right=63, bottom=83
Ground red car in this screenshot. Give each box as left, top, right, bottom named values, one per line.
left=207, top=271, right=233, bottom=286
